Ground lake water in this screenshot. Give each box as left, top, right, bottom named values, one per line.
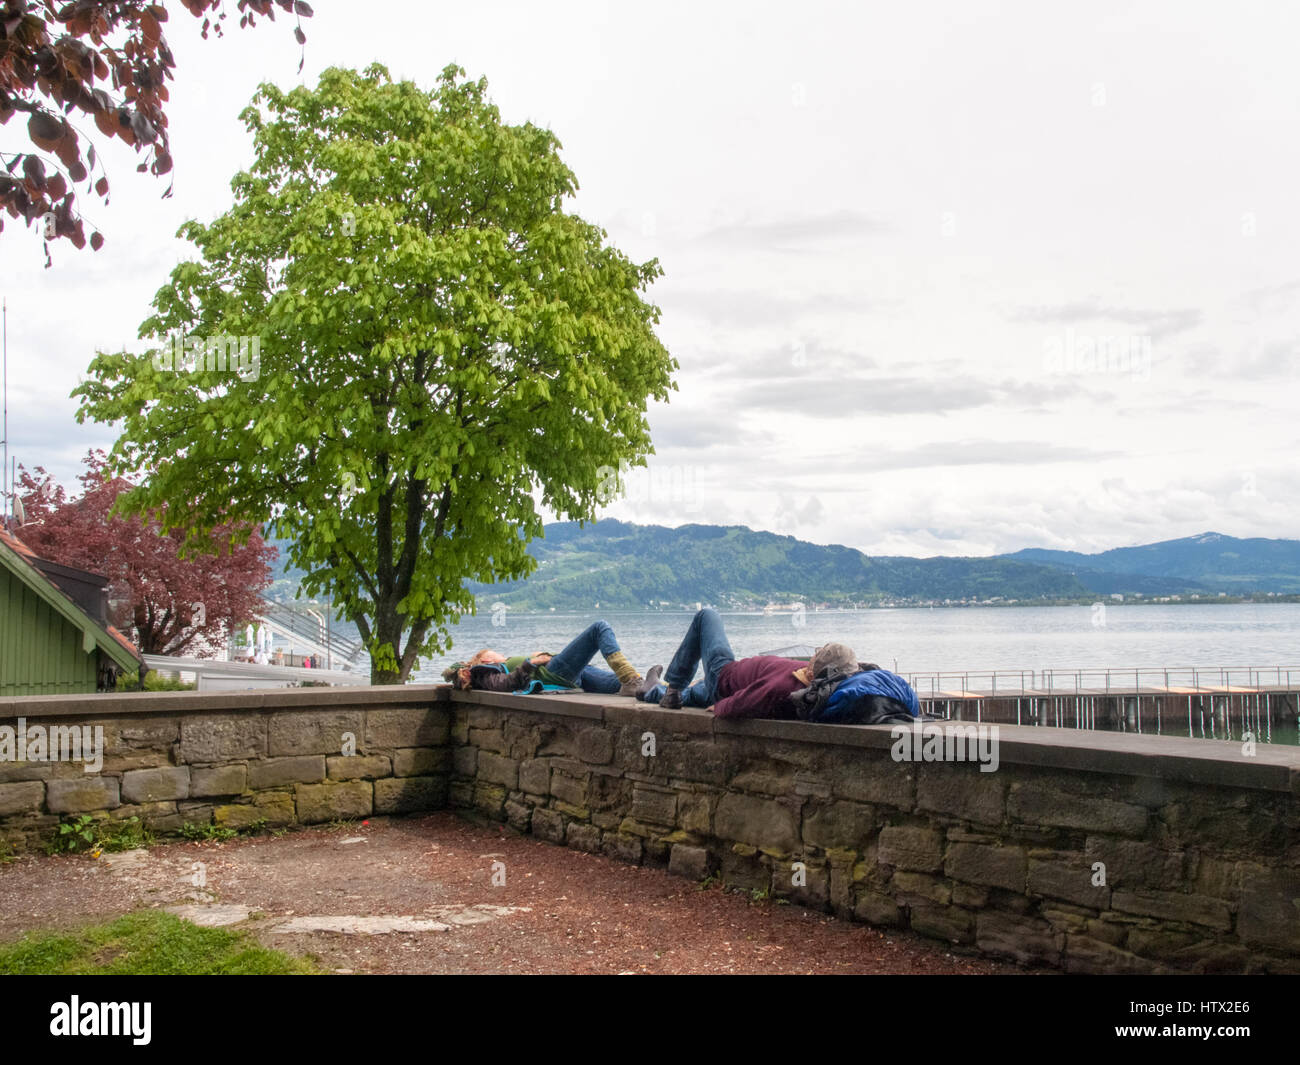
left=321, top=604, right=1300, bottom=744
left=414, top=603, right=1300, bottom=681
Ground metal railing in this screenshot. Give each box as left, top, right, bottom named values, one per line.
left=902, top=665, right=1299, bottom=700
left=259, top=601, right=366, bottom=664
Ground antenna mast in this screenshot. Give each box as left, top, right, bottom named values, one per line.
left=2, top=297, right=8, bottom=525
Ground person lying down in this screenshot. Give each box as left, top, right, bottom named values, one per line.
left=441, top=619, right=651, bottom=696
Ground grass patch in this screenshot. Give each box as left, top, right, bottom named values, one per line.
left=0, top=911, right=319, bottom=975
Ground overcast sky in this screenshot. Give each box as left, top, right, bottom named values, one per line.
left=4, top=1, right=1297, bottom=558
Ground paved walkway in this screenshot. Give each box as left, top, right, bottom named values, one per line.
left=0, top=813, right=1022, bottom=974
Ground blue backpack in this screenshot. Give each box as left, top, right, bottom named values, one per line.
left=820, top=669, right=921, bottom=723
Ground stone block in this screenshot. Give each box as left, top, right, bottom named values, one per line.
left=468, top=727, right=508, bottom=754
left=253, top=790, right=296, bottom=826
left=248, top=756, right=325, bottom=789
left=505, top=800, right=532, bottom=832
left=976, top=911, right=1062, bottom=967
left=1009, top=781, right=1147, bottom=837
left=295, top=781, right=373, bottom=823
left=268, top=711, right=364, bottom=757
left=366, top=707, right=449, bottom=748
left=854, top=889, right=903, bottom=927
left=877, top=825, right=945, bottom=873
left=327, top=754, right=391, bottom=781
left=794, top=770, right=832, bottom=798
left=916, top=764, right=1004, bottom=824
left=677, top=792, right=712, bottom=834
left=393, top=748, right=445, bottom=777
left=945, top=842, right=1027, bottom=893
left=577, top=728, right=615, bottom=765
left=476, top=751, right=519, bottom=790
left=732, top=762, right=796, bottom=796
left=802, top=801, right=876, bottom=851
left=1028, top=858, right=1110, bottom=910
left=473, top=782, right=507, bottom=818
left=550, top=772, right=588, bottom=807
left=46, top=777, right=119, bottom=813
left=909, top=903, right=973, bottom=944
left=567, top=822, right=601, bottom=853
left=518, top=759, right=550, bottom=795
left=213, top=803, right=261, bottom=830
left=630, top=786, right=676, bottom=826
left=181, top=715, right=266, bottom=763
left=657, top=741, right=734, bottom=786
left=720, top=844, right=768, bottom=892
left=111, top=800, right=179, bottom=830
left=532, top=807, right=566, bottom=844
left=603, top=833, right=643, bottom=864
left=715, top=793, right=797, bottom=853
left=830, top=759, right=915, bottom=810
left=1065, top=935, right=1160, bottom=975
left=953, top=882, right=990, bottom=908
left=121, top=766, right=190, bottom=803
left=778, top=859, right=830, bottom=910
left=373, top=775, right=446, bottom=814
left=892, top=871, right=952, bottom=906
left=0, top=781, right=44, bottom=816
left=668, top=843, right=711, bottom=880
left=1084, top=837, right=1183, bottom=891
left=1111, top=890, right=1233, bottom=931
left=1236, top=865, right=1300, bottom=952
left=453, top=747, right=478, bottom=778
left=448, top=780, right=473, bottom=808
left=177, top=802, right=214, bottom=827
left=190, top=764, right=247, bottom=797
left=0, top=761, right=52, bottom=783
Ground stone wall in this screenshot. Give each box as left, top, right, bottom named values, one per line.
left=445, top=690, right=1300, bottom=975
left=2, top=685, right=1297, bottom=974
left=0, top=688, right=450, bottom=849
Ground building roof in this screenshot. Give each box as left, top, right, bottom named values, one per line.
left=0, top=527, right=142, bottom=671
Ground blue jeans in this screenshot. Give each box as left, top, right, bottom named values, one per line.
left=540, top=620, right=623, bottom=695
left=646, top=608, right=735, bottom=706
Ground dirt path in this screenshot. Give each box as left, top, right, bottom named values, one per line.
left=0, top=813, right=1024, bottom=975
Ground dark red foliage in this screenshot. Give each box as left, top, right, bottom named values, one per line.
left=15, top=449, right=277, bottom=657
left=0, top=0, right=312, bottom=258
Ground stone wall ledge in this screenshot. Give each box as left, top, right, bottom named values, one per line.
left=452, top=690, right=1300, bottom=794
left=4, top=685, right=1295, bottom=793
left=0, top=684, right=451, bottom=719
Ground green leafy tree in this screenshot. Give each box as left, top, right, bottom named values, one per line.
left=75, top=64, right=676, bottom=683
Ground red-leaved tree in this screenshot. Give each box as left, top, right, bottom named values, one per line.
left=15, top=449, right=276, bottom=655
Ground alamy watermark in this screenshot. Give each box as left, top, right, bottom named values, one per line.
left=1043, top=328, right=1150, bottom=381
left=150, top=330, right=261, bottom=382
left=0, top=718, right=103, bottom=773
left=890, top=721, right=1000, bottom=772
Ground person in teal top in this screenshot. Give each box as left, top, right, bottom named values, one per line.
left=443, top=619, right=656, bottom=697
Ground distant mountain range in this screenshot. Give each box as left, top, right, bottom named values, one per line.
left=1001, top=531, right=1300, bottom=594
left=264, top=523, right=1300, bottom=611
left=464, top=523, right=1300, bottom=610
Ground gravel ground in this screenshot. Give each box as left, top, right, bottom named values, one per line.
left=0, top=813, right=1025, bottom=975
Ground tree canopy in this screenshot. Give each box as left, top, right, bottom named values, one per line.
left=75, top=63, right=676, bottom=682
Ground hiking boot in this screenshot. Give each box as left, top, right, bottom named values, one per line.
left=660, top=686, right=682, bottom=710
left=634, top=665, right=664, bottom=701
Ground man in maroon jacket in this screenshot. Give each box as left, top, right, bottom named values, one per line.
left=640, top=608, right=857, bottom=719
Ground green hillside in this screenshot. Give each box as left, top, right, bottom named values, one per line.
left=466, top=521, right=1101, bottom=608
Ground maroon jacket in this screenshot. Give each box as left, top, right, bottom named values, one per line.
left=712, top=656, right=807, bottom=719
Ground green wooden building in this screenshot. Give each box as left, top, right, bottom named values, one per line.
left=0, top=529, right=142, bottom=697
